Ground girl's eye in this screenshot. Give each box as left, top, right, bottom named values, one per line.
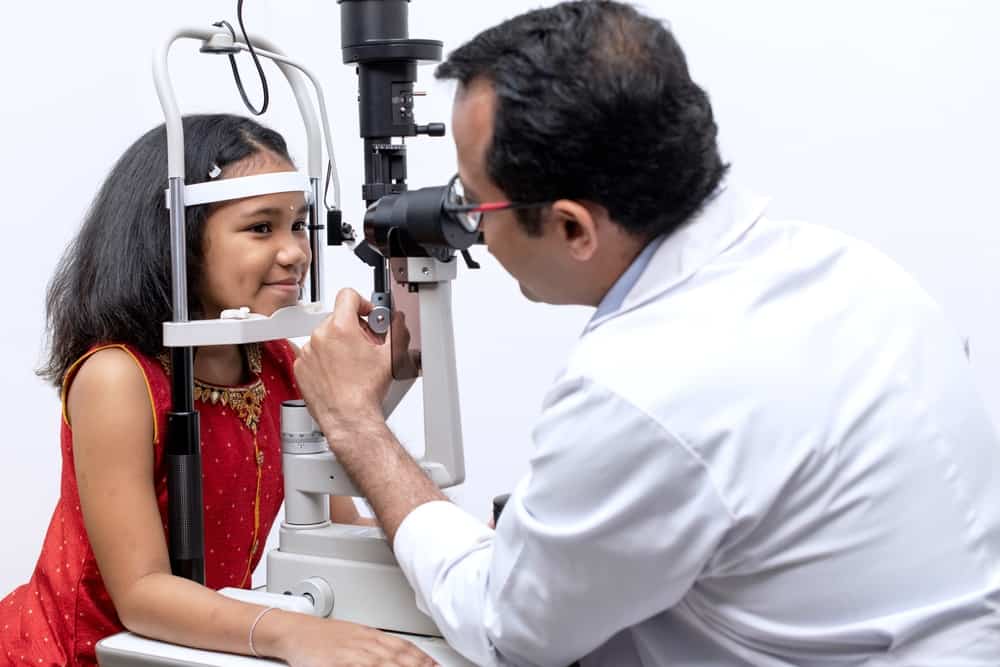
left=292, top=220, right=308, bottom=233
left=248, top=222, right=272, bottom=234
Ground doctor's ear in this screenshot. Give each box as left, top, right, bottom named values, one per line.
left=550, top=199, right=605, bottom=262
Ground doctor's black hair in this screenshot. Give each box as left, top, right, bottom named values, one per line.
left=436, top=0, right=728, bottom=238
left=38, top=114, right=293, bottom=386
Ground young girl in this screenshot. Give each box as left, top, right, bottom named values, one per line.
left=0, top=114, right=432, bottom=667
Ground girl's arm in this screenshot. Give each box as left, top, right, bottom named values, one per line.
left=69, top=348, right=428, bottom=666
left=330, top=495, right=378, bottom=527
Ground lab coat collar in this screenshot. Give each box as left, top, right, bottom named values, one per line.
left=584, top=184, right=769, bottom=334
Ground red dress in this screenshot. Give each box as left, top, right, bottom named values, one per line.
left=0, top=341, right=299, bottom=666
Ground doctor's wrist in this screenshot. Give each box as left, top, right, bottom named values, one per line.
left=317, top=407, right=388, bottom=453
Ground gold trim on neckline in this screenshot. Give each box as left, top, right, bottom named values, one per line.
left=156, top=343, right=266, bottom=432
left=193, top=380, right=266, bottom=433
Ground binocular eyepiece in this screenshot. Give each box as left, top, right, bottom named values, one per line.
left=364, top=185, right=482, bottom=259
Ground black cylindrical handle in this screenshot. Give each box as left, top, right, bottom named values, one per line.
left=166, top=410, right=205, bottom=584
left=416, top=123, right=446, bottom=137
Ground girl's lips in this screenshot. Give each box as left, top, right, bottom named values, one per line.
left=264, top=283, right=300, bottom=294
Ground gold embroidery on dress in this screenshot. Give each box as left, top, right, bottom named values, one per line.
left=157, top=344, right=267, bottom=433
left=193, top=381, right=266, bottom=433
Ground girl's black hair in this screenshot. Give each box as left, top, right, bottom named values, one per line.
left=39, top=113, right=292, bottom=386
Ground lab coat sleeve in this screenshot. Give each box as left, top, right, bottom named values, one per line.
left=393, top=376, right=735, bottom=667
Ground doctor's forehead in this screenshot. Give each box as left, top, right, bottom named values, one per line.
left=452, top=79, right=495, bottom=166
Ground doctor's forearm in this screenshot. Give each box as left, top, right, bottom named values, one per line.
left=324, top=416, right=447, bottom=544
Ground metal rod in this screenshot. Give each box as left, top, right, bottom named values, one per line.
left=309, top=177, right=323, bottom=304
left=166, top=175, right=203, bottom=582
left=168, top=177, right=189, bottom=321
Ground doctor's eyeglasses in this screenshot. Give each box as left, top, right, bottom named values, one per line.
left=442, top=173, right=549, bottom=233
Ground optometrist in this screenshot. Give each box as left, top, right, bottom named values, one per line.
left=294, top=2, right=1000, bottom=666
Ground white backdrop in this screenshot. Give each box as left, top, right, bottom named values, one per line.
left=1, top=1, right=998, bottom=593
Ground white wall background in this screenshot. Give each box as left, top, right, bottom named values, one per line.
left=1, top=1, right=997, bottom=593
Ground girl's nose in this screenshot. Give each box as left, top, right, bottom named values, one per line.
left=277, top=234, right=310, bottom=268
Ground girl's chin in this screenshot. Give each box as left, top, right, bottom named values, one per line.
left=259, top=284, right=302, bottom=310
left=254, top=297, right=300, bottom=317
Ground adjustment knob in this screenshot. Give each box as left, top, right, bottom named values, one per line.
left=367, top=292, right=391, bottom=335
left=416, top=123, right=446, bottom=137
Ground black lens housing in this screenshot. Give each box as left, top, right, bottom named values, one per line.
left=364, top=185, right=481, bottom=258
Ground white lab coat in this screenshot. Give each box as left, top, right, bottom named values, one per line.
left=393, top=185, right=1000, bottom=666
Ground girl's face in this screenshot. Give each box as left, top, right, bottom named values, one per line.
left=198, top=153, right=312, bottom=318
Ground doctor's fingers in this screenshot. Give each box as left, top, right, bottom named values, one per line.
left=332, top=288, right=374, bottom=325
left=310, top=294, right=380, bottom=349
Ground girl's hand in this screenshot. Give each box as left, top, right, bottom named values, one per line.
left=275, top=615, right=438, bottom=667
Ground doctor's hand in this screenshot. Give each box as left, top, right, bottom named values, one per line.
left=275, top=614, right=437, bottom=667
left=295, top=288, right=393, bottom=441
